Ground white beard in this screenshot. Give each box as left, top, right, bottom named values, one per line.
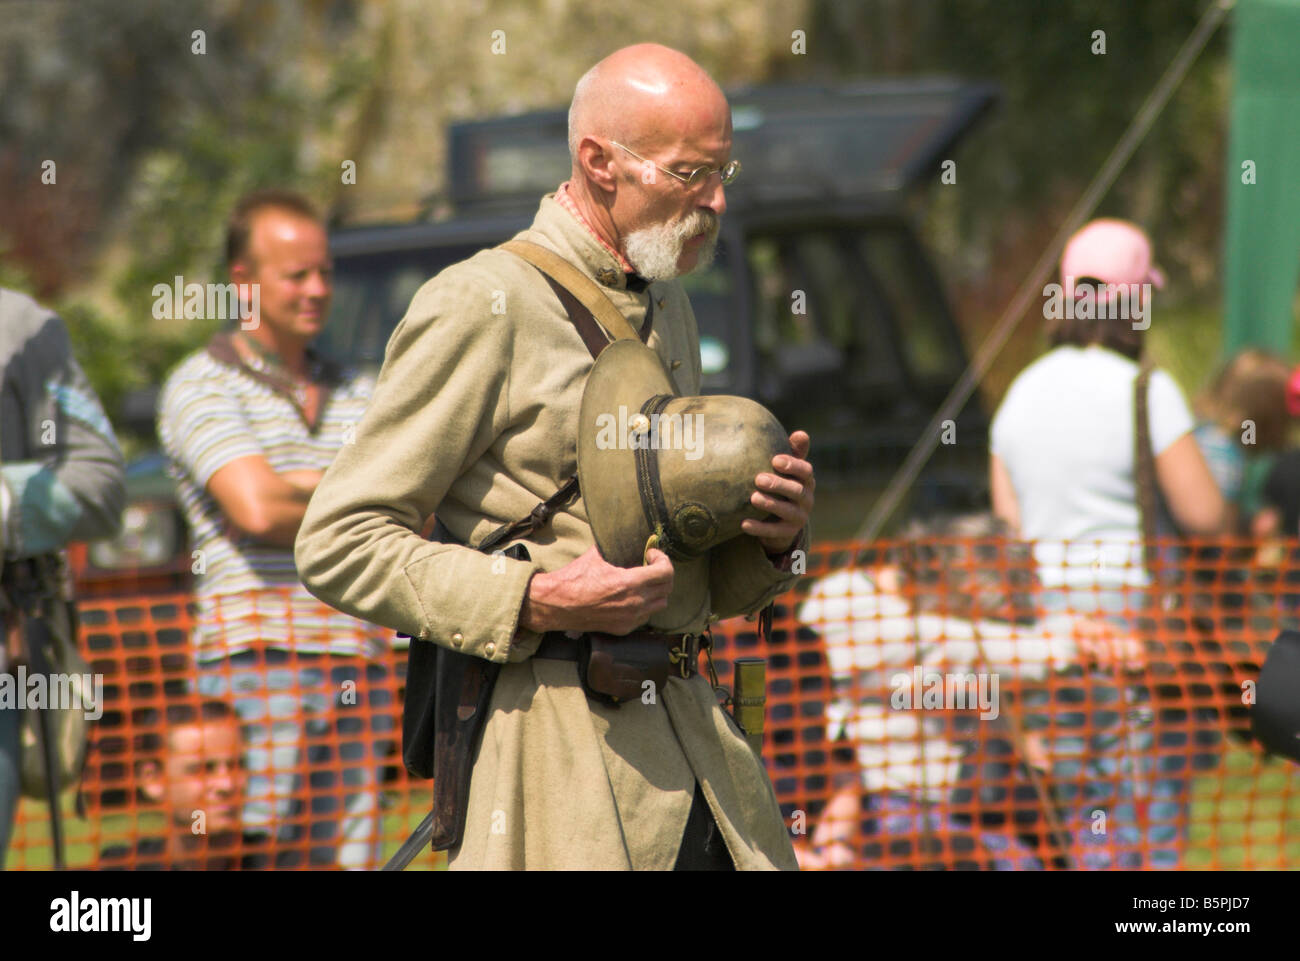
left=623, top=210, right=719, bottom=281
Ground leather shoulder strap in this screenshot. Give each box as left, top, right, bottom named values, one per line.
left=1134, top=358, right=1159, bottom=567
left=500, top=239, right=642, bottom=344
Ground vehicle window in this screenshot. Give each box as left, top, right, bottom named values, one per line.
left=323, top=247, right=480, bottom=370
left=745, top=231, right=903, bottom=407
left=788, top=234, right=856, bottom=350
left=857, top=230, right=962, bottom=385
left=748, top=237, right=823, bottom=356
left=678, top=240, right=733, bottom=390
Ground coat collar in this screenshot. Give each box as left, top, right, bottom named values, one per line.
left=524, top=191, right=650, bottom=297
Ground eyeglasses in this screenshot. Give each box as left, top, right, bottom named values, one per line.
left=609, top=141, right=741, bottom=190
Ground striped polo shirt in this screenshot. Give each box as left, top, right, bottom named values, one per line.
left=158, top=343, right=382, bottom=661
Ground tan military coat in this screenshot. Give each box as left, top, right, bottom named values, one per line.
left=295, top=193, right=800, bottom=870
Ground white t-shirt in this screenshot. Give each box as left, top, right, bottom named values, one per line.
left=990, top=345, right=1194, bottom=588
left=797, top=569, right=1081, bottom=798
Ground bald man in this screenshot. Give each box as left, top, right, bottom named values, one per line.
left=297, top=45, right=813, bottom=870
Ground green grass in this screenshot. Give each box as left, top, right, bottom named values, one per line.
left=9, top=751, right=1298, bottom=870
left=6, top=790, right=446, bottom=871
left=1184, top=745, right=1300, bottom=869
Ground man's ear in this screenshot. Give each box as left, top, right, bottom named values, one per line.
left=229, top=259, right=260, bottom=320
left=137, top=759, right=165, bottom=804
left=578, top=136, right=618, bottom=194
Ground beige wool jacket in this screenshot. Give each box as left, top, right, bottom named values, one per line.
left=295, top=193, right=800, bottom=870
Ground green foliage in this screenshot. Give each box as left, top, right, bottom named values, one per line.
left=1, top=0, right=363, bottom=429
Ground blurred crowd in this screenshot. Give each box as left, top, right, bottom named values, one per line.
left=792, top=218, right=1299, bottom=870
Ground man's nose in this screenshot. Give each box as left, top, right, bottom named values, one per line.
left=700, top=175, right=727, bottom=217
left=210, top=764, right=237, bottom=795
left=304, top=269, right=331, bottom=299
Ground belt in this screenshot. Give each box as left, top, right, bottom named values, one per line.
left=535, top=630, right=706, bottom=680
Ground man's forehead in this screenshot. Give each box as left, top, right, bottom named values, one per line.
left=167, top=720, right=240, bottom=758
left=642, top=103, right=733, bottom=161
left=248, top=208, right=326, bottom=253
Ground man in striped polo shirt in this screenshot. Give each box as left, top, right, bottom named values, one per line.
left=157, top=189, right=388, bottom=869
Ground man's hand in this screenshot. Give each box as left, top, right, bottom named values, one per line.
left=1073, top=616, right=1147, bottom=673
left=741, top=430, right=814, bottom=554
left=801, top=785, right=859, bottom=870
left=520, top=545, right=675, bottom=635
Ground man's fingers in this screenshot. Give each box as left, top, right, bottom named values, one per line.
left=789, top=430, right=811, bottom=461
left=643, top=547, right=672, bottom=569
left=741, top=516, right=800, bottom=541
left=769, top=454, right=814, bottom=482
left=756, top=472, right=807, bottom=503
left=750, top=490, right=803, bottom=522
left=637, top=548, right=676, bottom=588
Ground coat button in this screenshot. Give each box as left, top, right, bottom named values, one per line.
left=485, top=641, right=496, bottom=657
left=671, top=360, right=682, bottom=370
left=657, top=298, right=665, bottom=309
left=452, top=631, right=464, bottom=647
left=596, top=267, right=620, bottom=287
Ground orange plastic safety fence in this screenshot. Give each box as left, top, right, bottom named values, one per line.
left=6, top=536, right=1299, bottom=871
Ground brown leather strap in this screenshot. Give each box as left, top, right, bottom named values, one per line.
left=500, top=239, right=643, bottom=344
left=476, top=240, right=659, bottom=550
left=1134, top=359, right=1158, bottom=574
left=534, top=630, right=702, bottom=680
left=540, top=275, right=613, bottom=359
left=475, top=475, right=580, bottom=553
left=536, top=629, right=691, bottom=657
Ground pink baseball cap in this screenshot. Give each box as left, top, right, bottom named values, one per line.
left=1060, top=218, right=1165, bottom=301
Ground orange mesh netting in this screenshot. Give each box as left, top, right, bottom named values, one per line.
left=6, top=536, right=1297, bottom=870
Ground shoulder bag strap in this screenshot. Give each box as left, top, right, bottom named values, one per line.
left=468, top=239, right=644, bottom=550
left=500, top=239, right=643, bottom=345
left=1134, top=358, right=1159, bottom=577
left=475, top=476, right=581, bottom=553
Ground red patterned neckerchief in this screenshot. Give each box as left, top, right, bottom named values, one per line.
left=555, top=181, right=635, bottom=274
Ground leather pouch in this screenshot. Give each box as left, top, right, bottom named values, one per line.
left=580, top=631, right=671, bottom=703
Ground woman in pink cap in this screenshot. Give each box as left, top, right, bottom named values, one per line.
left=991, top=217, right=1226, bottom=572
left=987, top=218, right=1228, bottom=869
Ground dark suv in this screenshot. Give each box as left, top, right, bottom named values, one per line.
left=82, top=78, right=996, bottom=582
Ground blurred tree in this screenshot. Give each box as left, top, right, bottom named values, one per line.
left=793, top=0, right=1230, bottom=405
left=0, top=0, right=371, bottom=436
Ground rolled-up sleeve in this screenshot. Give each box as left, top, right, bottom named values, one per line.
left=1, top=310, right=124, bottom=556
left=295, top=268, right=540, bottom=663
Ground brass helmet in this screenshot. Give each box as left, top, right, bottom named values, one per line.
left=578, top=339, right=791, bottom=567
